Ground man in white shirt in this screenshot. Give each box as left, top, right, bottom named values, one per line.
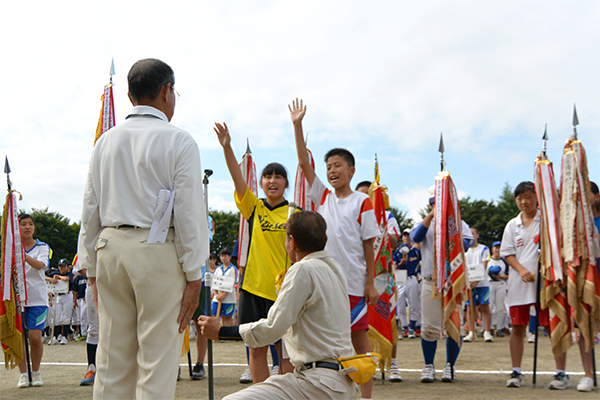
left=199, top=211, right=357, bottom=399
left=79, top=58, right=209, bottom=400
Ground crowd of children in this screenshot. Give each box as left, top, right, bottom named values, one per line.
left=15, top=98, right=599, bottom=397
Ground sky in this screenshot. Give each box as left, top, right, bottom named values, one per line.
left=1, top=1, right=598, bottom=225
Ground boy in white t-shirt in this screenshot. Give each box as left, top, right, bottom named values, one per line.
left=464, top=227, right=492, bottom=343
left=211, top=248, right=238, bottom=326
left=291, top=99, right=381, bottom=400
left=500, top=181, right=568, bottom=389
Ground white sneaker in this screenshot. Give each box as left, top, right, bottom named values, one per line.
left=441, top=362, right=453, bottom=382
left=507, top=371, right=524, bottom=387
left=420, top=364, right=435, bottom=383
left=528, top=332, right=536, bottom=343
left=577, top=377, right=593, bottom=392
left=17, top=373, right=29, bottom=388
left=57, top=334, right=64, bottom=341
left=31, top=371, right=43, bottom=387
left=73, top=333, right=81, bottom=340
left=48, top=337, right=58, bottom=345
left=389, top=365, right=402, bottom=382
left=239, top=368, right=252, bottom=384
left=548, top=372, right=570, bottom=390
left=464, top=331, right=474, bottom=342
left=484, top=331, right=493, bottom=342
left=60, top=336, right=68, bottom=345
left=408, top=329, right=416, bottom=339
left=270, top=365, right=279, bottom=376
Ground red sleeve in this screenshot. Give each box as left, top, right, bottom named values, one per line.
left=357, top=197, right=374, bottom=224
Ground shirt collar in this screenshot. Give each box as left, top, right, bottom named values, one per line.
left=127, top=106, right=168, bottom=122
left=300, top=250, right=329, bottom=262
left=516, top=210, right=540, bottom=227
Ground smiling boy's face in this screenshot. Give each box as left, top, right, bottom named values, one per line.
left=326, top=155, right=355, bottom=190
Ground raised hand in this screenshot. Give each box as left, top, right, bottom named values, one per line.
left=214, top=122, right=231, bottom=148
left=288, top=98, right=307, bottom=124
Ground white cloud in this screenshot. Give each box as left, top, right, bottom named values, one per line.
left=1, top=1, right=598, bottom=224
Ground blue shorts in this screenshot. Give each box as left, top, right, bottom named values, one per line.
left=466, top=287, right=490, bottom=306
left=24, top=306, right=48, bottom=331
left=211, top=302, right=235, bottom=318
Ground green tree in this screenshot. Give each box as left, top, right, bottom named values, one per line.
left=388, top=206, right=414, bottom=233
left=496, top=182, right=520, bottom=228
left=209, top=209, right=240, bottom=256
left=22, top=208, right=80, bottom=268
left=459, top=197, right=503, bottom=247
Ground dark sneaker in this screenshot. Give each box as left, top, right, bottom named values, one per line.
left=192, top=362, right=205, bottom=380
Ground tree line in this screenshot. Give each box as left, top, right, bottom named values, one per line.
left=9, top=183, right=519, bottom=268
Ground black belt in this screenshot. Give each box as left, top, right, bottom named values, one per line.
left=304, top=361, right=340, bottom=371
left=111, top=225, right=140, bottom=229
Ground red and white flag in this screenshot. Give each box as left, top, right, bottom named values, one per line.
left=94, top=83, right=115, bottom=145
left=238, top=143, right=257, bottom=268
left=560, top=139, right=600, bottom=352
left=433, top=171, right=467, bottom=346
left=0, top=191, right=27, bottom=368
left=367, top=163, right=397, bottom=372
left=294, top=149, right=316, bottom=211
left=535, top=156, right=571, bottom=355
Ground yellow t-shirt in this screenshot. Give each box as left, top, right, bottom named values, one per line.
left=236, top=190, right=291, bottom=301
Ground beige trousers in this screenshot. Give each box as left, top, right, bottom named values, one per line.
left=224, top=366, right=357, bottom=400
left=93, top=227, right=185, bottom=400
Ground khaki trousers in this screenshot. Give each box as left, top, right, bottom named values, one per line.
left=224, top=366, right=357, bottom=400
left=93, top=227, right=185, bottom=400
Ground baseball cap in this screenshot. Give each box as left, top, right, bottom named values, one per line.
left=58, top=259, right=69, bottom=266
left=428, top=185, right=435, bottom=204
left=492, top=241, right=501, bottom=248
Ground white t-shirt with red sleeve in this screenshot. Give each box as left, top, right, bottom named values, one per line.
left=24, top=239, right=50, bottom=307
left=308, top=176, right=381, bottom=296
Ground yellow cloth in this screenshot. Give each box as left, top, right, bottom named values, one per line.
left=235, top=190, right=290, bottom=301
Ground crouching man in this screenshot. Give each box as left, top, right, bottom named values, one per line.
left=199, top=211, right=357, bottom=399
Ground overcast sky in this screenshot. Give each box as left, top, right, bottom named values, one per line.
left=1, top=1, right=598, bottom=226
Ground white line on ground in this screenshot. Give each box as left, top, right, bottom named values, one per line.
left=0, top=362, right=585, bottom=375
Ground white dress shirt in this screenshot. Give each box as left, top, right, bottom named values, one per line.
left=78, top=106, right=209, bottom=281
left=240, top=250, right=354, bottom=365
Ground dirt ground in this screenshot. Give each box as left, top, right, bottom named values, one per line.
left=1, top=332, right=597, bottom=399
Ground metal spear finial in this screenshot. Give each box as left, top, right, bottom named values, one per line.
left=572, top=104, right=579, bottom=140
left=245, top=138, right=251, bottom=154
left=438, top=132, right=445, bottom=171
left=5, top=156, right=12, bottom=191
left=109, top=58, right=115, bottom=84
left=541, top=124, right=548, bottom=157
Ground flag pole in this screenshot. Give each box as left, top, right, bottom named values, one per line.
left=571, top=104, right=578, bottom=140
left=438, top=134, right=456, bottom=380
left=571, top=107, right=597, bottom=387
left=5, top=157, right=33, bottom=384
left=532, top=125, right=548, bottom=386
left=203, top=169, right=215, bottom=400
left=109, top=58, right=115, bottom=84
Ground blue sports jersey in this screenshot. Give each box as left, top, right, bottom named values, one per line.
left=393, top=246, right=421, bottom=276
